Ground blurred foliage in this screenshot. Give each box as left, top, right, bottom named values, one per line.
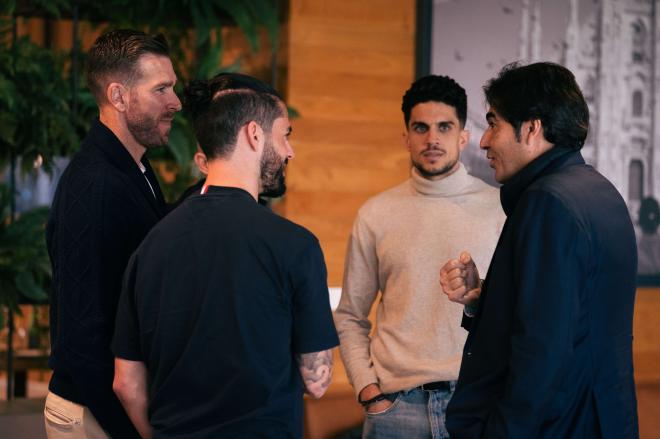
left=94, top=0, right=282, bottom=199
left=0, top=1, right=283, bottom=319
left=1, top=0, right=282, bottom=200
left=0, top=18, right=96, bottom=173
left=0, top=183, right=50, bottom=327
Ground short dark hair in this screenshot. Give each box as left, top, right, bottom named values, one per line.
left=184, top=72, right=281, bottom=120
left=401, top=75, right=467, bottom=128
left=184, top=75, right=284, bottom=159
left=484, top=62, right=589, bottom=149
left=208, top=72, right=282, bottom=100
left=86, top=29, right=170, bottom=104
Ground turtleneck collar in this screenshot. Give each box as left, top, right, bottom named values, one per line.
left=500, top=146, right=585, bottom=216
left=409, top=163, right=473, bottom=197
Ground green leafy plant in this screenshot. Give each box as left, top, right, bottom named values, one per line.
left=110, top=0, right=281, bottom=200
left=0, top=0, right=284, bottom=361
left=0, top=184, right=50, bottom=328
left=2, top=1, right=283, bottom=201
left=0, top=34, right=93, bottom=173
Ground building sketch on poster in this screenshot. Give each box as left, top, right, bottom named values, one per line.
left=432, top=0, right=660, bottom=283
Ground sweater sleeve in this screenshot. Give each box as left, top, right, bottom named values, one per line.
left=334, top=211, right=381, bottom=398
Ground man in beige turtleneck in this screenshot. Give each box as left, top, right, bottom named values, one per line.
left=334, top=75, right=505, bottom=439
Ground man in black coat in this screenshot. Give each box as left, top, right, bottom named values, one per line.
left=45, top=29, right=181, bottom=438
left=440, top=62, right=638, bottom=438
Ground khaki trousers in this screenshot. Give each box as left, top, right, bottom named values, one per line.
left=44, top=392, right=109, bottom=439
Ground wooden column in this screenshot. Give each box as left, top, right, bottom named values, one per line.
left=286, top=0, right=416, bottom=287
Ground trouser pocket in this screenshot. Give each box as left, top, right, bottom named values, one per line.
left=44, top=399, right=82, bottom=431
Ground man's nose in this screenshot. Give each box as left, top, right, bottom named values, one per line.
left=426, top=128, right=440, bottom=146
left=170, top=92, right=182, bottom=112
left=479, top=132, right=489, bottom=149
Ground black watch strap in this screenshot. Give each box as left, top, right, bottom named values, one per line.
left=358, top=393, right=387, bottom=407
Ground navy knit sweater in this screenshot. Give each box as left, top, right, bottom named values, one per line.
left=46, top=119, right=166, bottom=438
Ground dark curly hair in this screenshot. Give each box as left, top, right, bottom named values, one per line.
left=401, top=75, right=467, bottom=128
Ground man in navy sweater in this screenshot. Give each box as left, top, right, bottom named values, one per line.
left=45, top=29, right=181, bottom=438
left=440, top=62, right=638, bottom=438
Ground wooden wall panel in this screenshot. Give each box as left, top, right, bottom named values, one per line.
left=286, top=0, right=416, bottom=286
left=633, top=287, right=660, bottom=383
left=285, top=7, right=660, bottom=436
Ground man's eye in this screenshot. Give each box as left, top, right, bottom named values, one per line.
left=414, top=126, right=427, bottom=133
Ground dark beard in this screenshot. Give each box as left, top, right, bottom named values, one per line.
left=126, top=103, right=173, bottom=149
left=412, top=157, right=458, bottom=179
left=259, top=139, right=287, bottom=198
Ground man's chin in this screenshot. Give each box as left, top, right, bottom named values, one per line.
left=415, top=164, right=455, bottom=179
left=144, top=139, right=169, bottom=149
left=152, top=131, right=171, bottom=148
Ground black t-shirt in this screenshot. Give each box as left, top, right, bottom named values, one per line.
left=112, top=186, right=338, bottom=438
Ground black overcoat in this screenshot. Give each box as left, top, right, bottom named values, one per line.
left=447, top=147, right=639, bottom=439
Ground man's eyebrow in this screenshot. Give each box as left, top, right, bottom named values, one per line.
left=154, top=80, right=175, bottom=88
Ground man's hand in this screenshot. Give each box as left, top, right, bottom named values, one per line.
left=359, top=383, right=392, bottom=414
left=440, top=251, right=481, bottom=306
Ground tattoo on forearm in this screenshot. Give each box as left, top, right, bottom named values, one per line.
left=296, top=349, right=333, bottom=397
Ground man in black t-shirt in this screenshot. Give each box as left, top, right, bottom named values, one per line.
left=112, top=74, right=338, bottom=438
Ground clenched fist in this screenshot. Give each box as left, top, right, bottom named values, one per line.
left=439, top=251, right=481, bottom=306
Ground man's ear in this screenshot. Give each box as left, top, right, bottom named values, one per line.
left=106, top=83, right=128, bottom=112
left=246, top=120, right=264, bottom=152
left=458, top=128, right=470, bottom=151
left=522, top=119, right=544, bottom=146
left=193, top=149, right=208, bottom=175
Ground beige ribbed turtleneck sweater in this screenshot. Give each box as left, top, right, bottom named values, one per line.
left=335, top=164, right=505, bottom=396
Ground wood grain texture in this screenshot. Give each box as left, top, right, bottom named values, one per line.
left=633, top=288, right=660, bottom=384
left=285, top=0, right=416, bottom=286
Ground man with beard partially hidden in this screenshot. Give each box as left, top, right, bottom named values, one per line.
left=174, top=72, right=288, bottom=206
left=259, top=131, right=288, bottom=197
left=112, top=76, right=338, bottom=439
left=334, top=75, right=505, bottom=438
left=45, top=30, right=180, bottom=439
